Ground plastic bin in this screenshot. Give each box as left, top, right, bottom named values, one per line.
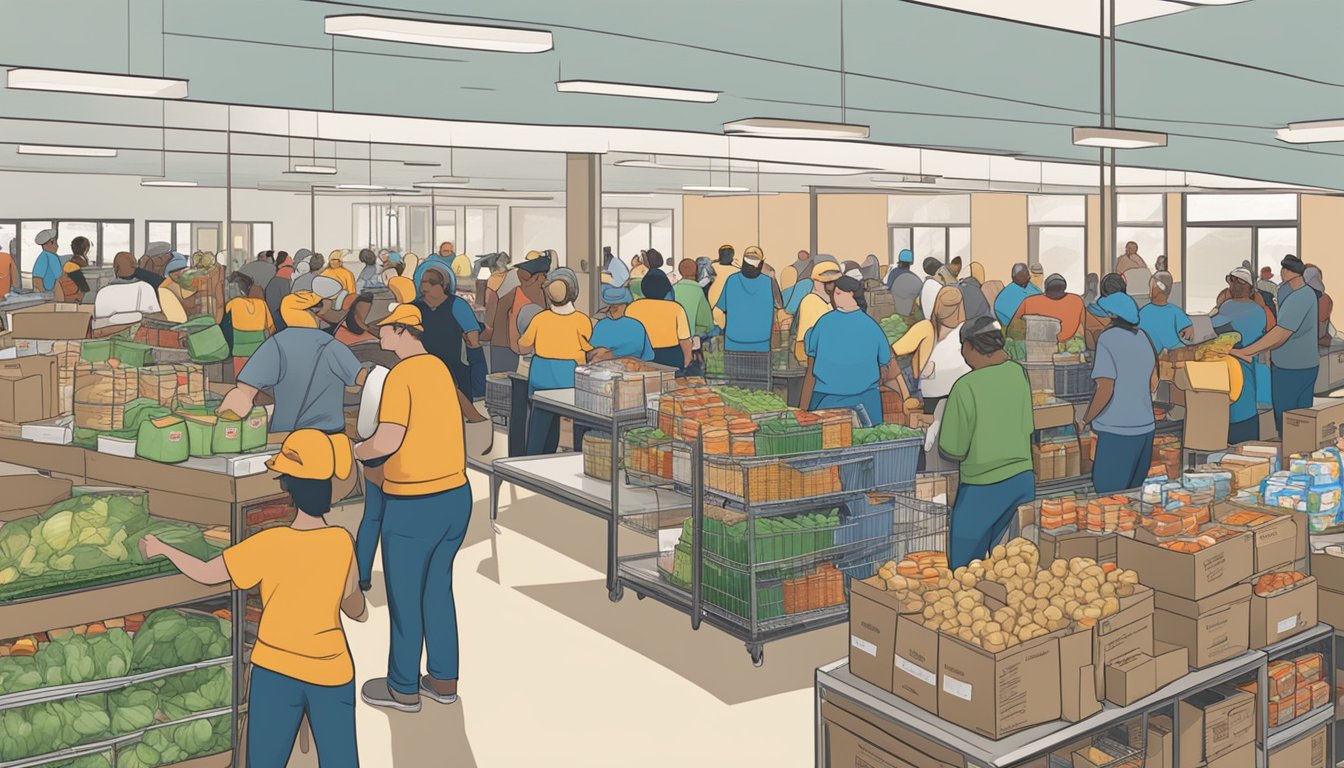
left=854, top=436, right=922, bottom=489
left=1024, top=315, right=1062, bottom=342
left=724, top=350, right=771, bottom=388
left=582, top=431, right=613, bottom=479
left=1054, top=361, right=1095, bottom=397
left=1022, top=362, right=1055, bottom=392
left=485, top=373, right=511, bottom=417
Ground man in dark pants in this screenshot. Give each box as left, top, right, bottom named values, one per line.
left=1233, top=255, right=1319, bottom=432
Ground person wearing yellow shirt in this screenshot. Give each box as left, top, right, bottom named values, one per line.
left=517, top=269, right=592, bottom=454
left=354, top=303, right=472, bottom=713
left=322, top=251, right=357, bottom=297
left=626, top=268, right=693, bottom=372
left=139, top=429, right=365, bottom=768
left=224, top=272, right=277, bottom=377
left=154, top=252, right=192, bottom=324
left=792, top=261, right=842, bottom=362
left=445, top=242, right=474, bottom=283
left=708, top=244, right=739, bottom=328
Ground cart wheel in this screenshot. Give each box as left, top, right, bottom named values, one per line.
left=748, top=644, right=765, bottom=667
left=636, top=592, right=646, bottom=600
left=608, top=584, right=625, bottom=602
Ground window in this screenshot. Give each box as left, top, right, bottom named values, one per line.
left=1186, top=194, right=1297, bottom=223
left=1183, top=194, right=1299, bottom=313
left=887, top=194, right=971, bottom=267
left=8, top=220, right=133, bottom=273
left=147, top=221, right=221, bottom=258
left=510, top=208, right=566, bottom=265
left=1028, top=195, right=1086, bottom=225
left=18, top=222, right=52, bottom=274
left=465, top=207, right=499, bottom=256
left=602, top=208, right=674, bottom=267
left=434, top=208, right=457, bottom=250
left=1028, top=196, right=1086, bottom=288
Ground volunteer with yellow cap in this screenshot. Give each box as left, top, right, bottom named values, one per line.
left=715, top=246, right=781, bottom=352
left=223, top=272, right=276, bottom=377
left=323, top=251, right=357, bottom=297
left=139, top=429, right=365, bottom=768
left=517, top=268, right=593, bottom=454
left=792, top=261, right=842, bottom=362
left=354, top=304, right=472, bottom=713
left=218, top=291, right=365, bottom=435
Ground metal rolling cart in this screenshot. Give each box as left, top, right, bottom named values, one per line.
left=617, top=428, right=937, bottom=666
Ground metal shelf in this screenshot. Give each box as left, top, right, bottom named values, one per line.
left=491, top=453, right=690, bottom=521
left=1262, top=622, right=1335, bottom=660
left=0, top=656, right=230, bottom=710
left=0, top=705, right=232, bottom=768
left=531, top=388, right=651, bottom=431
left=815, top=651, right=1264, bottom=768
left=1267, top=705, right=1334, bottom=751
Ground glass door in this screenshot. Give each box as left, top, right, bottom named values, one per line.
left=1185, top=227, right=1252, bottom=313
left=1256, top=227, right=1298, bottom=276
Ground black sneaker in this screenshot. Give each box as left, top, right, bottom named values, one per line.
left=360, top=678, right=421, bottom=713
left=359, top=580, right=371, bottom=593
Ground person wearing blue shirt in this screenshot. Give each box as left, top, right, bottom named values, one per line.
left=714, top=249, right=781, bottom=352
left=1211, top=267, right=1269, bottom=443
left=413, top=246, right=456, bottom=299
left=30, top=229, right=63, bottom=293
left=1234, top=255, right=1319, bottom=432
left=1137, top=272, right=1194, bottom=354
left=589, top=284, right=654, bottom=361
left=800, top=274, right=892, bottom=426
left=992, top=263, right=1041, bottom=327
left=1085, top=292, right=1158, bottom=494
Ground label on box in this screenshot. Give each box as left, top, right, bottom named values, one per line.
left=168, top=430, right=183, bottom=443
left=942, top=675, right=972, bottom=701
left=1277, top=615, right=1298, bottom=634
left=895, top=654, right=936, bottom=686
left=850, top=635, right=876, bottom=657
left=224, top=427, right=239, bottom=439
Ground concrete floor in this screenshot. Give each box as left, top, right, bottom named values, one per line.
left=285, top=437, right=838, bottom=766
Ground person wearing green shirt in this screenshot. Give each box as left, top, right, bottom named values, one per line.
left=937, top=315, right=1036, bottom=568
left=674, top=258, right=713, bottom=337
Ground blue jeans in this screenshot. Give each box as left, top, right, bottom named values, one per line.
left=383, top=483, right=473, bottom=695
left=1229, top=416, right=1260, bottom=445
left=948, top=470, right=1035, bottom=569
left=526, top=406, right=562, bottom=455
left=1272, top=364, right=1318, bottom=433
left=248, top=666, right=357, bottom=768
left=1093, top=430, right=1155, bottom=493
left=355, top=479, right=385, bottom=587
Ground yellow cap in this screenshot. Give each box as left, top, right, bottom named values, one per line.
left=525, top=250, right=542, bottom=261
left=329, top=249, right=345, bottom=262
left=811, top=262, right=842, bottom=283
left=266, top=429, right=353, bottom=481
left=387, top=275, right=416, bottom=304
left=743, top=245, right=764, bottom=261
left=378, top=303, right=425, bottom=331
left=280, top=291, right=322, bottom=329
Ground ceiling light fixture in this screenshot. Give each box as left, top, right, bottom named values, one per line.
left=403, top=160, right=441, bottom=167
left=682, top=185, right=751, bottom=193
left=324, top=15, right=552, bottom=52
left=869, top=174, right=940, bottom=186
left=556, top=80, right=718, bottom=103
left=141, top=180, right=198, bottom=187
left=723, top=118, right=869, bottom=140
left=414, top=181, right=472, bottom=189
left=17, top=144, right=117, bottom=158
left=1275, top=118, right=1344, bottom=144
left=1072, top=127, right=1168, bottom=149
left=288, top=164, right=338, bottom=174
left=613, top=158, right=875, bottom=175
left=7, top=68, right=188, bottom=99
left=335, top=183, right=387, bottom=191
left=1162, top=0, right=1250, bottom=5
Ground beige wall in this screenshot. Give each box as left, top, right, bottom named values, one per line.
left=1300, top=195, right=1344, bottom=270
left=817, top=194, right=888, bottom=263
left=1086, top=195, right=1102, bottom=278
left=680, top=192, right=809, bottom=266
left=1165, top=193, right=1183, bottom=282
left=970, top=194, right=1027, bottom=281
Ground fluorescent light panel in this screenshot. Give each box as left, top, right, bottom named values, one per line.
left=335, top=183, right=387, bottom=191
left=1072, top=127, right=1168, bottom=149
left=289, top=164, right=338, bottom=174
left=324, top=15, right=552, bottom=53
left=7, top=68, right=187, bottom=99
left=17, top=144, right=117, bottom=157
left=1162, top=0, right=1250, bottom=5
left=414, top=180, right=472, bottom=188
left=556, top=80, right=718, bottom=103
left=141, top=180, right=197, bottom=187
left=869, top=174, right=940, bottom=185
left=429, top=176, right=470, bottom=184
left=1276, top=118, right=1344, bottom=144
left=723, top=118, right=869, bottom=140
left=682, top=185, right=751, bottom=193
left=613, top=158, right=875, bottom=175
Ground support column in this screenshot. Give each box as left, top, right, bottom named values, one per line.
left=566, top=153, right=602, bottom=315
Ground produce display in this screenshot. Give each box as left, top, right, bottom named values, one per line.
left=0, top=493, right=223, bottom=600
left=878, top=315, right=909, bottom=345
left=116, top=715, right=231, bottom=768
left=867, top=539, right=1142, bottom=650
left=852, top=424, right=922, bottom=444
left=712, top=386, right=787, bottom=414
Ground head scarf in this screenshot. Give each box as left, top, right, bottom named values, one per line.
left=1098, top=292, right=1140, bottom=325
left=295, top=259, right=311, bottom=276
left=419, top=263, right=453, bottom=294
left=959, top=316, right=1003, bottom=344
left=1152, top=271, right=1175, bottom=296
left=601, top=284, right=633, bottom=307
left=642, top=267, right=673, bottom=300
left=934, top=265, right=956, bottom=285
left=280, top=291, right=323, bottom=328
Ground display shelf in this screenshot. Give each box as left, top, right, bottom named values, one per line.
left=814, top=651, right=1264, bottom=768
left=490, top=453, right=689, bottom=521
left=0, top=706, right=232, bottom=768
left=0, top=576, right=230, bottom=641
left=1267, top=705, right=1334, bottom=751
left=1262, top=623, right=1334, bottom=660
left=0, top=656, right=230, bottom=710
left=530, top=388, right=652, bottom=431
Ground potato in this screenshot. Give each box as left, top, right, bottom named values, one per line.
left=1099, top=582, right=1116, bottom=597
left=1069, top=558, right=1088, bottom=575
left=1021, top=596, right=1038, bottom=612
left=1050, top=559, right=1068, bottom=578
left=923, top=606, right=938, bottom=621
left=943, top=608, right=959, bottom=621
left=957, top=612, right=973, bottom=628
left=959, top=572, right=978, bottom=588
left=1082, top=606, right=1102, bottom=619
left=971, top=605, right=991, bottom=622
left=1013, top=562, right=1030, bottom=579
left=1083, top=590, right=1101, bottom=605
left=1080, top=577, right=1100, bottom=593
left=1007, top=589, right=1027, bottom=606
left=1033, top=582, right=1052, bottom=599
left=971, top=619, right=987, bottom=634
left=983, top=621, right=1002, bottom=635
left=902, top=598, right=923, bottom=613
left=994, top=608, right=1014, bottom=624
left=985, top=630, right=1006, bottom=646
left=1044, top=605, right=1063, bottom=622
left=1116, top=583, right=1135, bottom=598
left=1119, top=570, right=1140, bottom=585
left=957, top=596, right=977, bottom=612
left=992, top=545, right=1007, bottom=561
left=1102, top=596, right=1119, bottom=616
left=957, top=627, right=975, bottom=642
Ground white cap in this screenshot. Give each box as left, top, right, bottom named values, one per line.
left=1228, top=267, right=1254, bottom=286
left=311, top=275, right=344, bottom=300
left=34, top=229, right=56, bottom=246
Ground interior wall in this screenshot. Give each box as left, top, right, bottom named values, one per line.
left=1165, top=193, right=1183, bottom=282
left=1300, top=195, right=1344, bottom=270
left=970, top=193, right=1027, bottom=281
left=681, top=193, right=809, bottom=265
left=817, top=194, right=888, bottom=263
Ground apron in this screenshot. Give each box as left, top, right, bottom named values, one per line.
left=527, top=355, right=577, bottom=396
left=808, top=389, right=883, bottom=427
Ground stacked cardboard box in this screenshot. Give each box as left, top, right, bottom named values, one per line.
left=1309, top=545, right=1344, bottom=631
left=1179, top=686, right=1257, bottom=768
left=1282, top=398, right=1344, bottom=458
left=1267, top=726, right=1328, bottom=768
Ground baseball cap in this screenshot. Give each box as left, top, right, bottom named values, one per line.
left=266, top=429, right=353, bottom=481
left=377, top=303, right=425, bottom=331
left=811, top=262, right=843, bottom=283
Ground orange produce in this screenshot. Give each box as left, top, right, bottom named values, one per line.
left=1254, top=571, right=1307, bottom=596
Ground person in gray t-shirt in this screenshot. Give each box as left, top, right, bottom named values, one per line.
left=1085, top=292, right=1157, bottom=493
left=1234, top=255, right=1320, bottom=431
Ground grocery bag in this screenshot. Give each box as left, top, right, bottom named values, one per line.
left=180, top=413, right=218, bottom=457
left=239, top=406, right=269, bottom=452
left=213, top=415, right=244, bottom=454
left=136, top=415, right=190, bottom=464
left=175, top=317, right=229, bottom=363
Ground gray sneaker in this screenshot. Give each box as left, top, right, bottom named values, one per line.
left=420, top=676, right=458, bottom=705
left=361, top=678, right=421, bottom=713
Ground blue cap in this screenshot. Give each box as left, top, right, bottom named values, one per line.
left=601, top=284, right=633, bottom=306
left=1097, top=292, right=1140, bottom=324
left=165, top=252, right=190, bottom=274
left=385, top=251, right=403, bottom=265
left=897, top=249, right=914, bottom=264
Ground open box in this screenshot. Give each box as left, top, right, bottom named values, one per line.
left=1116, top=528, right=1253, bottom=601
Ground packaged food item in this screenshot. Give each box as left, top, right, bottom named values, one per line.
left=1254, top=571, right=1308, bottom=596
left=1310, top=679, right=1330, bottom=710
left=1294, top=686, right=1313, bottom=718
left=1295, top=652, right=1324, bottom=686
left=1269, top=695, right=1296, bottom=727
left=1158, top=539, right=1205, bottom=553
left=1268, top=660, right=1298, bottom=699
left=1220, top=509, right=1276, bottom=528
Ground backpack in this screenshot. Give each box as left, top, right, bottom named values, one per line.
left=138, top=252, right=173, bottom=276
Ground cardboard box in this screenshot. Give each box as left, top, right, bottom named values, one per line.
left=1250, top=576, right=1317, bottom=648
left=1206, top=742, right=1256, bottom=768
left=1146, top=714, right=1173, bottom=768
left=1179, top=687, right=1256, bottom=765
left=185, top=453, right=275, bottom=477
left=0, top=436, right=85, bottom=478
left=20, top=415, right=73, bottom=444
left=1153, top=584, right=1251, bottom=668
left=1152, top=641, right=1188, bottom=688
left=7, top=303, right=93, bottom=340
left=95, top=435, right=137, bottom=458
left=1175, top=362, right=1232, bottom=451
left=937, top=631, right=1061, bottom=739
left=1215, top=504, right=1298, bottom=573
left=1282, top=397, right=1344, bottom=458
left=1268, top=725, right=1328, bottom=768
left=821, top=698, right=964, bottom=768
left=847, top=579, right=902, bottom=694
left=1317, top=587, right=1344, bottom=629
left=1094, top=612, right=1153, bottom=699
left=1032, top=402, right=1075, bottom=430
left=1219, top=454, right=1272, bottom=491
left=1104, top=650, right=1155, bottom=706
left=1037, top=529, right=1118, bottom=565
left=0, top=354, right=58, bottom=424
left=0, top=466, right=71, bottom=515
left=1059, top=627, right=1100, bottom=722
left=1309, top=546, right=1344, bottom=592
left=1116, top=530, right=1253, bottom=601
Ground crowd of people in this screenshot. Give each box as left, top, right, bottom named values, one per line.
left=1, top=229, right=1337, bottom=764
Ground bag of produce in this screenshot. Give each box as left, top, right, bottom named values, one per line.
left=179, top=413, right=217, bottom=458
left=233, top=406, right=268, bottom=452
left=72, top=363, right=140, bottom=432
left=211, top=415, right=243, bottom=454
left=135, top=416, right=189, bottom=464
left=174, top=317, right=229, bottom=364
left=80, top=339, right=153, bottom=368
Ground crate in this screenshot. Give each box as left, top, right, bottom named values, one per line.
left=852, top=436, right=922, bottom=489
left=1024, top=315, right=1062, bottom=342
left=724, top=350, right=771, bottom=388
left=575, top=360, right=676, bottom=415
left=72, top=362, right=140, bottom=431
left=1025, top=339, right=1060, bottom=363
left=582, top=431, right=613, bottom=480
left=866, top=290, right=898, bottom=323
left=138, top=362, right=208, bottom=407
left=796, top=409, right=855, bottom=449
left=753, top=415, right=823, bottom=456
left=485, top=373, right=511, bottom=416
left=1023, top=362, right=1055, bottom=392
left=1054, top=361, right=1095, bottom=397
